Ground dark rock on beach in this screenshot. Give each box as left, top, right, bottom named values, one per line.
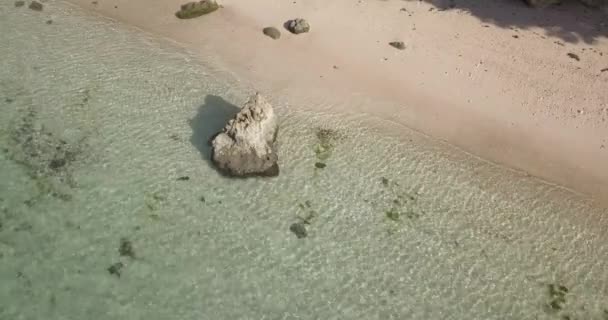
left=389, top=41, right=406, bottom=50
left=263, top=27, right=281, bottom=39
left=175, top=0, right=219, bottom=19
left=286, top=18, right=310, bottom=34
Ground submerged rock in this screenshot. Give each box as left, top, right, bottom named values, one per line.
left=14, top=1, right=25, bottom=7
left=286, top=18, right=310, bottom=34
left=28, top=1, right=43, bottom=11
left=263, top=27, right=281, bottom=40
left=290, top=222, right=307, bottom=238
left=210, top=93, right=279, bottom=177
left=175, top=0, right=219, bottom=19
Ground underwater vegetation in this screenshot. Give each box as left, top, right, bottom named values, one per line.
left=312, top=127, right=342, bottom=170
left=379, top=176, right=423, bottom=223
left=289, top=200, right=318, bottom=238
left=5, top=104, right=87, bottom=204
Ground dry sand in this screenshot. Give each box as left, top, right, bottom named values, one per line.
left=65, top=0, right=608, bottom=203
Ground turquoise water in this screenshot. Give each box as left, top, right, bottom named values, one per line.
left=1, top=1, right=608, bottom=319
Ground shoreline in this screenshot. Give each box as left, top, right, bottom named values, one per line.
left=63, top=0, right=608, bottom=204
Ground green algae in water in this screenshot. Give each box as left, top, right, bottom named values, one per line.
left=313, top=128, right=341, bottom=161
left=385, top=208, right=400, bottom=221
left=119, top=238, right=135, bottom=258
left=314, top=162, right=326, bottom=169
left=107, top=262, right=124, bottom=278
left=289, top=222, right=307, bottom=238
left=546, top=283, right=569, bottom=313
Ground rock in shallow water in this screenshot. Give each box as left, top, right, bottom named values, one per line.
left=175, top=0, right=219, bottom=19
left=286, top=18, right=310, bottom=34
left=210, top=93, right=279, bottom=177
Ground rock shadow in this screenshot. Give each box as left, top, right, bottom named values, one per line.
left=414, top=0, right=608, bottom=44
left=188, top=95, right=240, bottom=165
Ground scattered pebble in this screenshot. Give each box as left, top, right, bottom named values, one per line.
left=46, top=19, right=53, bottom=24
left=49, top=158, right=66, bottom=170
left=567, top=53, right=580, bottom=61
left=262, top=27, right=281, bottom=40
left=381, top=177, right=389, bottom=186
left=389, top=41, right=406, bottom=50
left=289, top=222, right=307, bottom=238
left=92, top=1, right=98, bottom=4
left=28, top=1, right=43, bottom=11
left=14, top=1, right=25, bottom=7
left=601, top=68, right=608, bottom=72
left=512, top=35, right=519, bottom=38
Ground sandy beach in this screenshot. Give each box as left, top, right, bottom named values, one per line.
left=63, top=0, right=608, bottom=202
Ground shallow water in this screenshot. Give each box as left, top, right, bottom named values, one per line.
left=1, top=1, right=607, bottom=320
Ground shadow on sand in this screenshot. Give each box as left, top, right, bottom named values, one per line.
left=417, top=0, right=607, bottom=44
left=188, top=95, right=240, bottom=166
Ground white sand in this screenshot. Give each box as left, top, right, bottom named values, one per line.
left=64, top=0, right=608, bottom=203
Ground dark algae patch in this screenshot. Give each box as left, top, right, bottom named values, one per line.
left=107, top=262, right=124, bottom=278
left=290, top=200, right=317, bottom=238
left=312, top=127, right=342, bottom=169
left=379, top=177, right=424, bottom=229
left=28, top=1, right=43, bottom=11
left=543, top=283, right=571, bottom=317
left=119, top=238, right=135, bottom=258
left=14, top=1, right=25, bottom=7
left=314, top=162, right=326, bottom=169
left=290, top=222, right=308, bottom=238
left=6, top=105, right=86, bottom=203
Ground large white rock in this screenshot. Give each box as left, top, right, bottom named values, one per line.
left=210, top=93, right=279, bottom=177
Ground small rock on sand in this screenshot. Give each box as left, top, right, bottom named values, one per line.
left=389, top=41, right=406, bottom=50
left=286, top=18, right=310, bottom=34
left=15, top=1, right=25, bottom=7
left=29, top=1, right=43, bottom=11
left=263, top=27, right=281, bottom=39
left=567, top=53, right=580, bottom=61
left=175, top=0, right=219, bottom=19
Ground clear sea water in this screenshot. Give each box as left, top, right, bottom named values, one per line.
left=1, top=1, right=607, bottom=319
